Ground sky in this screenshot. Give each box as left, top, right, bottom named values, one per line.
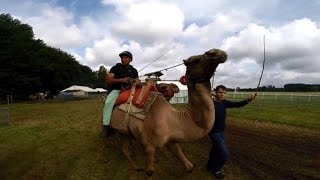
left=1, top=0, right=320, bottom=88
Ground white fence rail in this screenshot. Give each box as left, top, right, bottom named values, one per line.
left=227, top=92, right=320, bottom=102
left=169, top=91, right=320, bottom=104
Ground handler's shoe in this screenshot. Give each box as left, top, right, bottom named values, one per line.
left=212, top=171, right=224, bottom=179
left=100, top=125, right=112, bottom=138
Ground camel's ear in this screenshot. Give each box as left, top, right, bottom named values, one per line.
left=183, top=59, right=187, bottom=65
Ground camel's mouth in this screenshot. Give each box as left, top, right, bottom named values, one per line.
left=183, top=49, right=227, bottom=66
left=183, top=49, right=228, bottom=84
left=205, top=49, right=227, bottom=64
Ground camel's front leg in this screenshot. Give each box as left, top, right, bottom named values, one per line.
left=144, top=145, right=156, bottom=177
left=167, top=142, right=194, bottom=172
left=121, top=135, right=143, bottom=172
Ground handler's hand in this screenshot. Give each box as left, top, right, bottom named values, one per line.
left=248, top=92, right=257, bottom=102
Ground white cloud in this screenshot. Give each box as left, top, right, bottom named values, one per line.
left=109, top=1, right=184, bottom=45
left=2, top=0, right=320, bottom=88
left=218, top=18, right=320, bottom=87
left=23, top=5, right=86, bottom=48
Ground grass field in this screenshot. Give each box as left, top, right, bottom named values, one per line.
left=0, top=99, right=319, bottom=179
left=227, top=98, right=320, bottom=130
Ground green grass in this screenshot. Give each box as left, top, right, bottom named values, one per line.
left=0, top=99, right=319, bottom=179
left=0, top=101, right=107, bottom=179
left=0, top=100, right=247, bottom=179
left=227, top=98, right=320, bottom=130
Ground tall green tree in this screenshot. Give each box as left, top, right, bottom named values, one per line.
left=95, top=65, right=108, bottom=89
left=0, top=13, right=102, bottom=100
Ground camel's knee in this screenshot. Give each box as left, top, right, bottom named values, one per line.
left=144, top=146, right=155, bottom=155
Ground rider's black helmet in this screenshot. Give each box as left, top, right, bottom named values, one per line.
left=119, top=51, right=133, bottom=60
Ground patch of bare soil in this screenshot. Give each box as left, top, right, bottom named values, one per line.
left=224, top=118, right=320, bottom=179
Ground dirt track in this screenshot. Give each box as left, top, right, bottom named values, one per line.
left=205, top=118, right=320, bottom=179
left=105, top=118, right=320, bottom=179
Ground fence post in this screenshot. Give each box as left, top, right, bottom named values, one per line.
left=309, top=94, right=311, bottom=102
left=262, top=92, right=264, bottom=100
left=290, top=93, right=293, bottom=101
left=7, top=95, right=10, bottom=105
left=275, top=93, right=277, bottom=100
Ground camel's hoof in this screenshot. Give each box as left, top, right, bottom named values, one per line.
left=187, top=164, right=195, bottom=173
left=135, top=167, right=143, bottom=172
left=146, top=170, right=154, bottom=177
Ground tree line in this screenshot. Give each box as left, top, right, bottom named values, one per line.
left=234, top=84, right=320, bottom=92
left=0, top=13, right=108, bottom=100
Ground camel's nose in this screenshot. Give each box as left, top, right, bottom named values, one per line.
left=217, top=51, right=227, bottom=63
left=206, top=49, right=227, bottom=64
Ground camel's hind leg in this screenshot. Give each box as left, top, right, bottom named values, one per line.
left=144, top=145, right=156, bottom=177
left=120, top=135, right=143, bottom=172
left=167, top=142, right=194, bottom=172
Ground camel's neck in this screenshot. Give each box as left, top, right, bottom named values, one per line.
left=187, top=81, right=214, bottom=129
left=169, top=81, right=214, bottom=142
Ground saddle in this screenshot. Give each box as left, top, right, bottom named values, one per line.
left=115, top=80, right=180, bottom=107
left=115, top=80, right=180, bottom=120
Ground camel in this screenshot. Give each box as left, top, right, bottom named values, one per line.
left=156, top=83, right=180, bottom=101
left=108, top=48, right=227, bottom=177
left=28, top=94, right=37, bottom=102
left=36, top=91, right=49, bottom=103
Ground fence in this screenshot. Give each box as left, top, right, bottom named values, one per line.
left=226, top=92, right=320, bottom=102
left=169, top=91, right=320, bottom=104
left=0, top=108, right=12, bottom=125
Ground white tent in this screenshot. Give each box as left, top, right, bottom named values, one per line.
left=58, top=85, right=107, bottom=100
left=61, top=85, right=96, bottom=92
left=94, top=88, right=108, bottom=93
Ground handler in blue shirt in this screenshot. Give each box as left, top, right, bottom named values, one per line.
left=207, top=85, right=257, bottom=179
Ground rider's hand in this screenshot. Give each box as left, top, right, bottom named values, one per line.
left=122, top=77, right=131, bottom=83
left=129, top=78, right=136, bottom=83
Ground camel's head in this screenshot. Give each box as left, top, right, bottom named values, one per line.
left=183, top=49, right=227, bottom=83
left=157, top=83, right=180, bottom=101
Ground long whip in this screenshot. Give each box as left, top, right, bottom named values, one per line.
left=255, top=35, right=266, bottom=123
left=257, top=35, right=266, bottom=89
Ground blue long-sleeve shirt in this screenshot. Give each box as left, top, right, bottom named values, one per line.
left=210, top=99, right=248, bottom=133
